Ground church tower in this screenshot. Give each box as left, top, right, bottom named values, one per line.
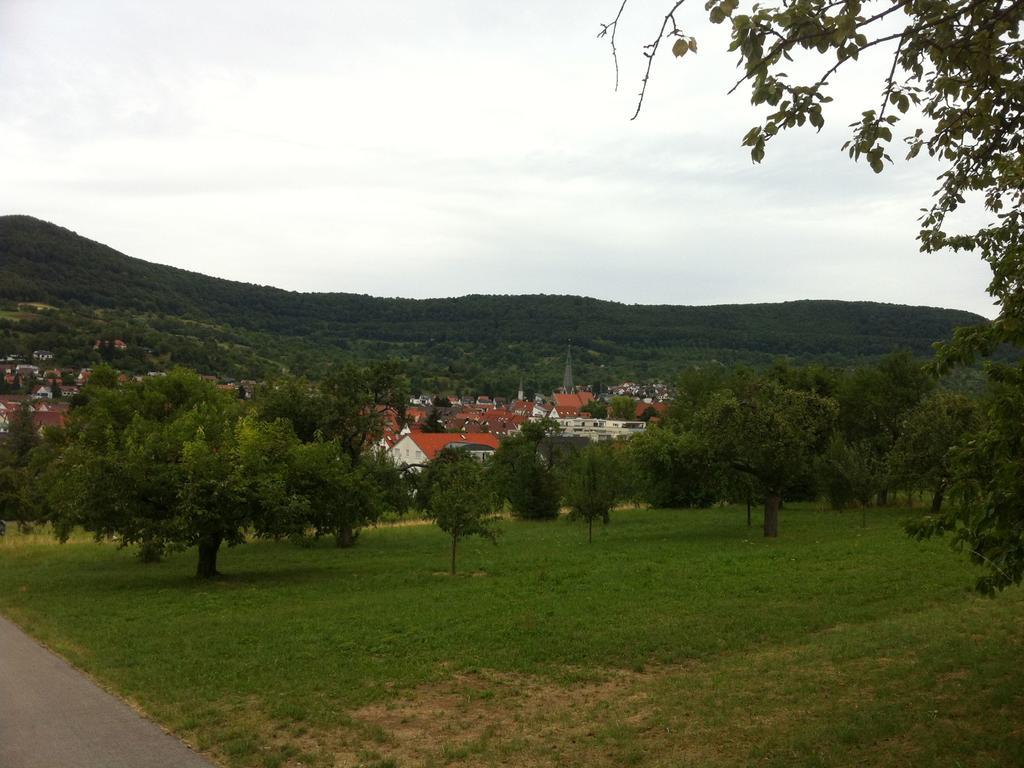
left=562, top=345, right=575, bottom=394
left=517, top=376, right=525, bottom=402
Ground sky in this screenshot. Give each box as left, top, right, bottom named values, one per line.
left=0, top=0, right=997, bottom=317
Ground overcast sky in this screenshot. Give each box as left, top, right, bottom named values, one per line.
left=0, top=0, right=996, bottom=317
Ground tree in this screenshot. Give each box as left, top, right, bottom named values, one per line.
left=563, top=443, right=624, bottom=542
left=490, top=420, right=562, bottom=519
left=424, top=454, right=498, bottom=575
left=319, top=361, right=407, bottom=467
left=255, top=376, right=322, bottom=442
left=701, top=379, right=837, bottom=536
left=890, top=391, right=980, bottom=512
left=255, top=363, right=409, bottom=546
left=4, top=403, right=39, bottom=467
left=178, top=415, right=304, bottom=577
left=49, top=369, right=306, bottom=577
left=608, top=395, right=637, bottom=420
left=604, top=0, right=1024, bottom=580
left=628, top=425, right=721, bottom=507
left=420, top=407, right=447, bottom=433
left=907, top=365, right=1024, bottom=592
left=816, top=434, right=885, bottom=522
left=835, top=351, right=933, bottom=503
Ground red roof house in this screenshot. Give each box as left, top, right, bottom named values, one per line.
left=388, top=432, right=501, bottom=468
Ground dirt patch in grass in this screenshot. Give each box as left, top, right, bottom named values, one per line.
left=345, top=665, right=715, bottom=768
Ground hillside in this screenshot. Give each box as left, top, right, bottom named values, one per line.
left=0, top=215, right=989, bottom=392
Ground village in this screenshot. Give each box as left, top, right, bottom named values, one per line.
left=0, top=345, right=672, bottom=469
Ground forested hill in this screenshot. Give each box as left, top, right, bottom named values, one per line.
left=0, top=215, right=989, bottom=391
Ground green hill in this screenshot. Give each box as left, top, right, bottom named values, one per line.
left=0, top=214, right=989, bottom=393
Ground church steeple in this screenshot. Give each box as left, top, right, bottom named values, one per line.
left=562, top=345, right=575, bottom=394
left=517, top=376, right=525, bottom=402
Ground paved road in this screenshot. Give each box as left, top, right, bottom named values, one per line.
left=0, top=614, right=216, bottom=768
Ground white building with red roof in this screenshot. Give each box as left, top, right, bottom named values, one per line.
left=388, top=432, right=501, bottom=470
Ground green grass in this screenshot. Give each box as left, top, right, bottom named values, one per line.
left=1, top=506, right=1022, bottom=767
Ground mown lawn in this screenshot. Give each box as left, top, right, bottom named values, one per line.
left=1, top=505, right=1021, bottom=768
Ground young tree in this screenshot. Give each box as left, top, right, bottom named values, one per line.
left=816, top=434, right=885, bottom=525
left=701, top=380, right=837, bottom=537
left=563, top=443, right=623, bottom=542
left=424, top=454, right=498, bottom=575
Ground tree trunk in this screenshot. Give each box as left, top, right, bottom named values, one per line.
left=450, top=534, right=458, bottom=576
left=931, top=486, right=945, bottom=513
left=336, top=524, right=355, bottom=548
left=746, top=497, right=752, bottom=528
left=876, top=487, right=889, bottom=507
left=588, top=517, right=593, bottom=543
left=763, top=494, right=780, bottom=538
left=196, top=533, right=223, bottom=579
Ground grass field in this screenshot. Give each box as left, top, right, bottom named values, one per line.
left=1, top=505, right=1022, bottom=768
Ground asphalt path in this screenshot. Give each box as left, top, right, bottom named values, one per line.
left=0, top=614, right=216, bottom=768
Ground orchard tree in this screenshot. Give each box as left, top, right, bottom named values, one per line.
left=288, top=442, right=407, bottom=546
left=490, top=419, right=562, bottom=519
left=701, top=379, right=837, bottom=536
left=890, top=390, right=980, bottom=511
left=628, top=425, right=722, bottom=507
left=178, top=415, right=303, bottom=578
left=255, top=362, right=409, bottom=546
left=49, top=369, right=306, bottom=577
left=835, top=351, right=934, bottom=503
left=3, top=403, right=39, bottom=467
left=908, top=366, right=1023, bottom=592
left=319, top=361, right=407, bottom=465
left=256, top=376, right=322, bottom=442
left=0, top=403, right=40, bottom=529
left=816, top=434, right=885, bottom=525
left=563, top=443, right=624, bottom=542
left=424, top=454, right=498, bottom=575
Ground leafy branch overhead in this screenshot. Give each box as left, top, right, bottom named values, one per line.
left=604, top=0, right=1024, bottom=354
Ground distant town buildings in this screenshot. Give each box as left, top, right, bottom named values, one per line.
left=1, top=342, right=672, bottom=466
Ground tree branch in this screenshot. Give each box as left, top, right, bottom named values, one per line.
left=632, top=0, right=688, bottom=120
left=599, top=0, right=631, bottom=92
